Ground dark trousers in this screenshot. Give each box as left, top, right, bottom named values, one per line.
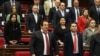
left=73, top=53, right=79, bottom=56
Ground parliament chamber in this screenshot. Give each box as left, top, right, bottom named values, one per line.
left=0, top=0, right=91, bottom=56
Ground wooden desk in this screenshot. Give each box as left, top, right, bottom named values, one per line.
left=0, top=45, right=29, bottom=56
left=0, top=32, right=32, bottom=37
left=0, top=45, right=89, bottom=56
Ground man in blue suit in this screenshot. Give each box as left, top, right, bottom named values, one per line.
left=69, top=0, right=82, bottom=23
left=64, top=23, right=83, bottom=56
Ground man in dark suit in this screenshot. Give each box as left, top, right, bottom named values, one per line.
left=26, top=5, right=43, bottom=33
left=89, top=0, right=95, bottom=7
left=49, top=0, right=60, bottom=23
left=2, top=0, right=22, bottom=21
left=32, top=0, right=45, bottom=6
left=28, top=0, right=45, bottom=19
left=30, top=20, right=59, bottom=56
left=69, top=0, right=82, bottom=23
left=64, top=23, right=83, bottom=56
left=89, top=0, right=100, bottom=24
left=53, top=2, right=69, bottom=25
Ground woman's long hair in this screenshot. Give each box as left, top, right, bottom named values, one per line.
left=8, top=13, right=18, bottom=24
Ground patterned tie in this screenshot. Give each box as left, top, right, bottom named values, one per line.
left=44, top=33, right=50, bottom=55
left=73, top=33, right=77, bottom=52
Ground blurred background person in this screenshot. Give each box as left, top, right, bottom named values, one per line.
left=90, top=24, right=100, bottom=56
left=28, top=0, right=45, bottom=19
left=49, top=0, right=60, bottom=23
left=69, top=0, right=82, bottom=23
left=88, top=0, right=95, bottom=8
left=4, top=13, right=21, bottom=44
left=54, top=17, right=69, bottom=46
left=83, top=20, right=98, bottom=46
left=53, top=2, right=69, bottom=26
left=2, top=0, right=22, bottom=21
left=62, top=0, right=73, bottom=8
left=89, top=0, right=100, bottom=24
left=26, top=5, right=43, bottom=33
left=78, top=9, right=92, bottom=34
left=6, top=5, right=21, bottom=24
left=32, top=0, right=44, bottom=5
left=44, top=0, right=55, bottom=16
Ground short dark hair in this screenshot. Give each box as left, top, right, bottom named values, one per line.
left=69, top=23, right=77, bottom=27
left=40, top=20, right=48, bottom=26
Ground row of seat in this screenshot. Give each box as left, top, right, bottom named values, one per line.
left=15, top=51, right=89, bottom=56
left=0, top=38, right=89, bottom=56
left=0, top=37, right=30, bottom=48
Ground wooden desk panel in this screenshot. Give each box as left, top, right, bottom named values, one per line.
left=0, top=45, right=29, bottom=56
left=0, top=45, right=89, bottom=56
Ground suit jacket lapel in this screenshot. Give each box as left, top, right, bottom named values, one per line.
left=8, top=1, right=11, bottom=8
left=70, top=32, right=74, bottom=46
left=58, top=10, right=63, bottom=17
left=94, top=6, right=99, bottom=15
left=15, top=1, right=18, bottom=8
left=39, top=31, right=44, bottom=42
left=37, top=14, right=39, bottom=23
left=30, top=13, right=36, bottom=24
left=48, top=32, right=51, bottom=43
left=73, top=7, right=76, bottom=16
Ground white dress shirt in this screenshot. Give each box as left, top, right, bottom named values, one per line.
left=71, top=32, right=79, bottom=54
left=33, top=13, right=38, bottom=23
left=60, top=10, right=65, bottom=16
left=41, top=30, right=50, bottom=55
left=10, top=0, right=15, bottom=6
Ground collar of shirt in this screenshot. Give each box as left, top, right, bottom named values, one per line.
left=41, top=29, right=48, bottom=34
left=33, top=13, right=37, bottom=16
left=10, top=0, right=15, bottom=3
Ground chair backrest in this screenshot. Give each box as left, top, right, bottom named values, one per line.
left=15, top=51, right=30, bottom=56
left=0, top=38, right=4, bottom=48
left=59, top=51, right=64, bottom=56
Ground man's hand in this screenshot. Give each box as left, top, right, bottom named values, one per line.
left=32, top=54, right=35, bottom=56
left=9, top=40, right=17, bottom=45
left=28, top=30, right=32, bottom=33
left=55, top=55, right=59, bottom=56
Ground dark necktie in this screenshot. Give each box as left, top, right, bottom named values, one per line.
left=44, top=33, right=50, bottom=55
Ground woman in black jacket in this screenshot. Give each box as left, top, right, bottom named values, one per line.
left=4, top=13, right=21, bottom=44
left=54, top=17, right=69, bottom=46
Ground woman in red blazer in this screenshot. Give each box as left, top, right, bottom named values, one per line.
left=78, top=9, right=92, bottom=34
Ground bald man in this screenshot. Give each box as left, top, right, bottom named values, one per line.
left=49, top=0, right=60, bottom=23
left=28, top=0, right=45, bottom=19
left=26, top=5, right=43, bottom=33
left=69, top=0, right=82, bottom=23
